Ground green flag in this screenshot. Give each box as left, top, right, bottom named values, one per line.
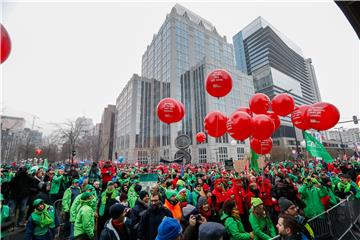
left=43, top=159, right=48, bottom=170
left=304, top=131, right=333, bottom=163
left=250, top=149, right=259, bottom=172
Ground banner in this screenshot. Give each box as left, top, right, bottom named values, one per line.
left=304, top=131, right=333, bottom=163
left=250, top=149, right=259, bottom=172
left=233, top=160, right=248, bottom=173
left=139, top=174, right=158, bottom=192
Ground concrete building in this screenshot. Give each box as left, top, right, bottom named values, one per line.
left=233, top=17, right=321, bottom=149
left=323, top=128, right=360, bottom=144
left=100, top=105, right=115, bottom=160
left=114, top=74, right=156, bottom=164
left=1, top=116, right=25, bottom=131
left=136, top=4, right=254, bottom=162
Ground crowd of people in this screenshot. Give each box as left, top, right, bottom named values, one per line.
left=1, top=156, right=360, bottom=240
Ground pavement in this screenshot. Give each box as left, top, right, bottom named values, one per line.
left=6, top=226, right=25, bottom=240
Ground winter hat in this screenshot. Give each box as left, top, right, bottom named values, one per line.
left=139, top=190, right=149, bottom=200
left=33, top=198, right=44, bottom=206
left=134, top=184, right=142, bottom=193
left=279, top=197, right=294, bottom=213
left=84, top=185, right=95, bottom=192
left=81, top=192, right=93, bottom=200
left=251, top=197, right=263, bottom=207
left=199, top=222, right=225, bottom=240
left=156, top=217, right=182, bottom=240
left=110, top=203, right=126, bottom=219
left=197, top=197, right=208, bottom=208
left=178, top=188, right=187, bottom=195
left=176, top=179, right=185, bottom=187
left=72, top=179, right=79, bottom=184
left=165, top=189, right=177, bottom=200
left=182, top=204, right=198, bottom=218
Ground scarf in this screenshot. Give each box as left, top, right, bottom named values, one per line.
left=200, top=208, right=212, bottom=220
left=33, top=205, right=53, bottom=228
left=176, top=194, right=187, bottom=203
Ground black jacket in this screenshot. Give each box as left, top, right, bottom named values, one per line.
left=9, top=170, right=33, bottom=200
left=130, top=199, right=148, bottom=226
left=137, top=206, right=172, bottom=240
left=99, top=218, right=134, bottom=240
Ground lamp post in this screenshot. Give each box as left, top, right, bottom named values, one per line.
left=336, top=127, right=345, bottom=154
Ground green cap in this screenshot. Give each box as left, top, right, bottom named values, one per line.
left=251, top=197, right=263, bottom=207
left=72, top=179, right=79, bottom=184
left=165, top=189, right=177, bottom=200
left=33, top=198, right=44, bottom=207
left=107, top=181, right=114, bottom=187
left=84, top=185, right=95, bottom=192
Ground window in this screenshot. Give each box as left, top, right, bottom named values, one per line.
left=138, top=151, right=148, bottom=165
left=237, top=147, right=245, bottom=160
left=218, top=147, right=228, bottom=162
left=198, top=148, right=207, bottom=163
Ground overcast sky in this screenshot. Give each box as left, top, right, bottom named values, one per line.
left=1, top=1, right=359, bottom=134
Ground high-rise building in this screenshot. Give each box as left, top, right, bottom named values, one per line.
left=114, top=74, right=158, bottom=164
left=136, top=4, right=254, bottom=164
left=233, top=17, right=321, bottom=148
left=100, top=105, right=116, bottom=160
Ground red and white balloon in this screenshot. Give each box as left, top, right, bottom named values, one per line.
left=1, top=24, right=11, bottom=64
left=196, top=132, right=206, bottom=143
left=307, top=102, right=340, bottom=131
left=249, top=93, right=271, bottom=114
left=250, top=138, right=273, bottom=155
left=271, top=93, right=295, bottom=116
left=252, top=114, right=275, bottom=140
left=204, top=111, right=228, bottom=138
left=157, top=98, right=185, bottom=124
left=227, top=111, right=253, bottom=141
left=291, top=105, right=311, bottom=130
left=205, top=69, right=233, bottom=98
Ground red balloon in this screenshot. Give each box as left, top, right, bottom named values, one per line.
left=249, top=93, right=271, bottom=114
left=227, top=111, right=253, bottom=141
left=291, top=105, right=311, bottom=130
left=204, top=111, right=228, bottom=137
left=206, top=69, right=233, bottom=98
left=196, top=132, right=206, bottom=143
left=35, top=149, right=43, bottom=156
left=250, top=138, right=273, bottom=155
left=271, top=93, right=295, bottom=116
left=177, top=101, right=185, bottom=122
left=252, top=114, right=275, bottom=140
left=157, top=98, right=185, bottom=124
left=267, top=111, right=280, bottom=130
left=236, top=107, right=253, bottom=117
left=307, top=102, right=340, bottom=131
left=1, top=24, right=11, bottom=63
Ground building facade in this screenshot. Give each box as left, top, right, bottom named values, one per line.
left=99, top=105, right=115, bottom=160
left=233, top=17, right=321, bottom=147
left=135, top=4, right=254, bottom=164
left=323, top=128, right=360, bottom=143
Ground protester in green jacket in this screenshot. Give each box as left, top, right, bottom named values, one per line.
left=24, top=199, right=58, bottom=240
left=49, top=167, right=68, bottom=204
left=1, top=193, right=14, bottom=239
left=99, top=182, right=120, bottom=217
left=73, top=192, right=95, bottom=240
left=62, top=179, right=81, bottom=213
left=221, top=200, right=254, bottom=240
left=298, top=178, right=326, bottom=218
left=249, top=198, right=276, bottom=240
left=69, top=185, right=97, bottom=223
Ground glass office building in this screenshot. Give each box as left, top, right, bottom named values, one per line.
left=233, top=17, right=321, bottom=145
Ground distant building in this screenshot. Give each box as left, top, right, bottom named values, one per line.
left=323, top=128, right=360, bottom=143
left=113, top=4, right=254, bottom=164
left=100, top=105, right=115, bottom=160
left=233, top=17, right=322, bottom=151
left=1, top=115, right=25, bottom=131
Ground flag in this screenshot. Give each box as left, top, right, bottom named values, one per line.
left=250, top=149, right=259, bottom=172
left=43, top=159, right=48, bottom=170
left=304, top=131, right=333, bottom=163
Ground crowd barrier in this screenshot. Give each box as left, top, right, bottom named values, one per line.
left=271, top=194, right=360, bottom=240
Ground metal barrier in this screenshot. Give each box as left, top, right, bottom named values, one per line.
left=53, top=199, right=67, bottom=240
left=271, top=195, right=360, bottom=240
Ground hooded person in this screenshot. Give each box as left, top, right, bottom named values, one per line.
left=164, top=189, right=182, bottom=221
left=73, top=192, right=95, bottom=240
left=62, top=179, right=81, bottom=238
left=1, top=193, right=15, bottom=239
left=176, top=188, right=188, bottom=208
left=298, top=177, right=326, bottom=218
left=130, top=190, right=149, bottom=231
left=212, top=179, right=229, bottom=212
left=24, top=199, right=59, bottom=240
left=155, top=217, right=182, bottom=240
left=180, top=204, right=204, bottom=240
left=128, top=184, right=142, bottom=208
left=99, top=204, right=133, bottom=240
left=197, top=196, right=219, bottom=222
left=198, top=222, right=226, bottom=240
left=249, top=197, right=276, bottom=240
left=226, top=179, right=246, bottom=216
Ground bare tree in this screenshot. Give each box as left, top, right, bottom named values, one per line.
left=52, top=118, right=89, bottom=163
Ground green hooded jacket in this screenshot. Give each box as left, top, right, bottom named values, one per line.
left=74, top=200, right=94, bottom=239
left=31, top=204, right=56, bottom=236
left=62, top=186, right=81, bottom=212
left=99, top=189, right=119, bottom=216
left=0, top=205, right=10, bottom=238
left=127, top=185, right=138, bottom=208
left=70, top=192, right=97, bottom=223
left=49, top=174, right=65, bottom=195
left=299, top=184, right=325, bottom=218
left=249, top=211, right=276, bottom=240
left=221, top=212, right=251, bottom=240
